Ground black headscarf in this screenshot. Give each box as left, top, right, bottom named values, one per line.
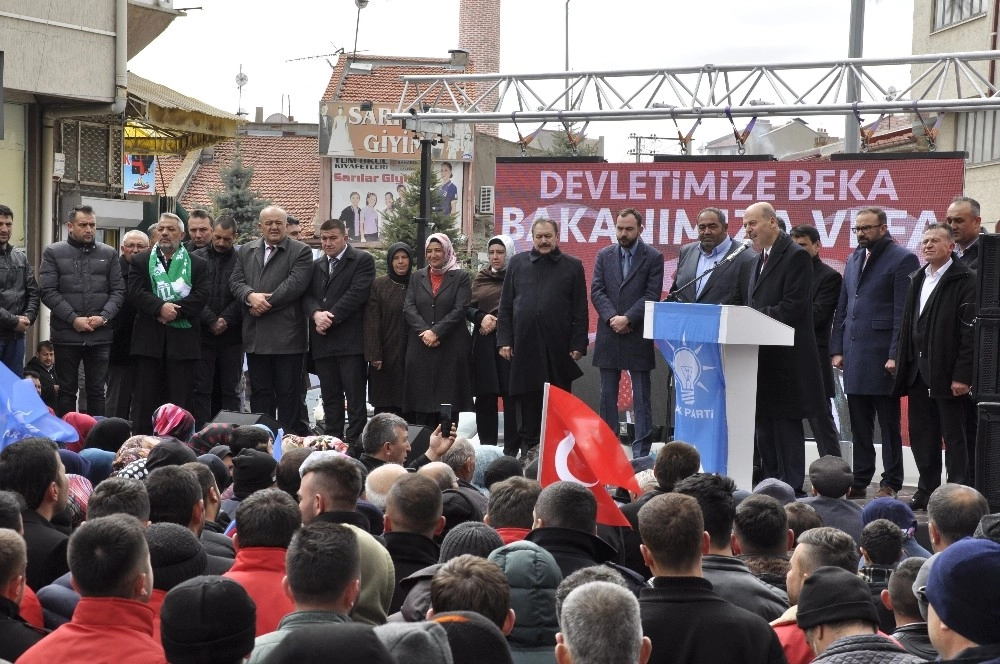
left=385, top=242, right=414, bottom=285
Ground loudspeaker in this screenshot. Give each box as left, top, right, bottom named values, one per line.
left=210, top=410, right=284, bottom=437
left=975, top=403, right=1000, bottom=511
left=974, top=318, right=1000, bottom=402
left=405, top=425, right=432, bottom=466
left=977, top=233, right=1000, bottom=315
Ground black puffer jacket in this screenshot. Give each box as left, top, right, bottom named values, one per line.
left=0, top=243, right=39, bottom=337
left=39, top=237, right=124, bottom=344
left=192, top=245, right=242, bottom=345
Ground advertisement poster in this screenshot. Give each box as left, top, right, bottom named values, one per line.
left=330, top=157, right=463, bottom=243
left=319, top=101, right=474, bottom=161
left=123, top=154, right=157, bottom=195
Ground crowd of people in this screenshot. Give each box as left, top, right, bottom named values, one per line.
left=0, top=192, right=993, bottom=662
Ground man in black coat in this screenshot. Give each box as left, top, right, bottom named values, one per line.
left=192, top=216, right=243, bottom=428
left=383, top=474, right=444, bottom=614
left=304, top=219, right=375, bottom=449
left=744, top=202, right=826, bottom=496
left=0, top=531, right=47, bottom=661
left=638, top=492, right=785, bottom=664
left=669, top=207, right=757, bottom=305
left=892, top=224, right=976, bottom=506
left=107, top=230, right=149, bottom=421
left=791, top=224, right=844, bottom=458
left=127, top=213, right=209, bottom=434
left=497, top=219, right=588, bottom=454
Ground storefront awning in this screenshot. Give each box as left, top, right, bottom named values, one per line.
left=124, top=72, right=242, bottom=154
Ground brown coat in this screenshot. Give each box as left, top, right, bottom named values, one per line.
left=364, top=275, right=409, bottom=410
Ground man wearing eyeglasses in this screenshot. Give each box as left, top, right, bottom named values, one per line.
left=107, top=229, right=149, bottom=420
left=831, top=208, right=919, bottom=503
left=891, top=224, right=975, bottom=510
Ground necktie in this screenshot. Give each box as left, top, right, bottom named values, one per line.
left=622, top=250, right=632, bottom=279
left=264, top=245, right=274, bottom=265
left=862, top=249, right=871, bottom=271
left=758, top=250, right=769, bottom=276
left=328, top=256, right=339, bottom=276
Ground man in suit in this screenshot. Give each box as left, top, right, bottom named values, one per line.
left=230, top=206, right=314, bottom=434
left=591, top=208, right=664, bottom=458
left=304, top=219, right=375, bottom=451
left=744, top=202, right=825, bottom=496
left=127, top=213, right=210, bottom=433
left=831, top=207, right=919, bottom=500
left=107, top=229, right=149, bottom=421
left=945, top=196, right=983, bottom=271
left=669, top=207, right=756, bottom=305
left=338, top=192, right=362, bottom=241
left=790, top=224, right=844, bottom=458
left=498, top=218, right=588, bottom=454
left=892, top=224, right=976, bottom=508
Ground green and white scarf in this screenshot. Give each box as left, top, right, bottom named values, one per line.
left=149, top=245, right=193, bottom=329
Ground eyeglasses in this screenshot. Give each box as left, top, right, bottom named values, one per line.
left=851, top=224, right=882, bottom=233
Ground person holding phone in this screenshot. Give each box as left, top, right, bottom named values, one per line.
left=402, top=234, right=473, bottom=430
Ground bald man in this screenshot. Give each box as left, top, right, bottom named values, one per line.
left=743, top=202, right=826, bottom=496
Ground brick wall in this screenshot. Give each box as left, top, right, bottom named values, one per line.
left=459, top=0, right=501, bottom=136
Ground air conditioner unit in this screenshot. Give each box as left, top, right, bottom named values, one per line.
left=479, top=186, right=495, bottom=215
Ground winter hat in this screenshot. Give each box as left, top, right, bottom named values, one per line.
left=160, top=575, right=256, bottom=664
left=974, top=513, right=1000, bottom=544
left=197, top=453, right=231, bottom=493
left=925, top=537, right=1000, bottom=645
left=265, top=623, right=396, bottom=664
left=808, top=455, right=854, bottom=498
left=438, top=489, right=485, bottom=543
left=375, top=621, right=454, bottom=664
left=913, top=552, right=940, bottom=621
left=145, top=522, right=208, bottom=591
left=84, top=417, right=133, bottom=453
left=752, top=478, right=796, bottom=506
left=796, top=566, right=878, bottom=630
left=209, top=444, right=233, bottom=462
left=861, top=497, right=918, bottom=537
left=356, top=499, right=385, bottom=536
left=430, top=611, right=514, bottom=664
left=145, top=438, right=197, bottom=472
left=152, top=403, right=196, bottom=442
left=232, top=448, right=277, bottom=500
left=188, top=423, right=235, bottom=456
left=439, top=521, right=504, bottom=562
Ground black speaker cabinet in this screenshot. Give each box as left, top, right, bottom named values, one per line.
left=975, top=403, right=1000, bottom=510
left=974, top=318, right=1000, bottom=402
left=406, top=425, right=432, bottom=466
left=978, top=233, right=1000, bottom=316
left=210, top=410, right=284, bottom=437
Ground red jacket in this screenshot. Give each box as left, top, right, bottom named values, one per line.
left=224, top=547, right=293, bottom=636
left=496, top=527, right=531, bottom=545
left=20, top=586, right=44, bottom=629
left=17, top=596, right=166, bottom=664
left=149, top=588, right=167, bottom=644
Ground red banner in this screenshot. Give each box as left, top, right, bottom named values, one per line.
left=496, top=157, right=965, bottom=333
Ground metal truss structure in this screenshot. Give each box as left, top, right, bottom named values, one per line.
left=392, top=51, right=1000, bottom=124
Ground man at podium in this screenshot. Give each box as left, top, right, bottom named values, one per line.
left=743, top=202, right=826, bottom=496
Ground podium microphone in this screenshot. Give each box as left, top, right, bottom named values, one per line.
left=665, top=240, right=753, bottom=302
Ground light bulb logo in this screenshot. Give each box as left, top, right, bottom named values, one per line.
left=673, top=347, right=701, bottom=405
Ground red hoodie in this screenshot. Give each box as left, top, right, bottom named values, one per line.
left=496, top=527, right=531, bottom=545
left=223, top=547, right=294, bottom=636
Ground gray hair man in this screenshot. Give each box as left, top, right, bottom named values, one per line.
left=556, top=581, right=651, bottom=664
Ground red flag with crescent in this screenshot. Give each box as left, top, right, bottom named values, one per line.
left=539, top=383, right=639, bottom=527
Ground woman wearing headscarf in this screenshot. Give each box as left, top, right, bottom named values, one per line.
left=62, top=412, right=97, bottom=453
left=365, top=242, right=413, bottom=416
left=152, top=403, right=195, bottom=442
left=402, top=233, right=473, bottom=428
left=84, top=417, right=132, bottom=453
left=469, top=235, right=518, bottom=452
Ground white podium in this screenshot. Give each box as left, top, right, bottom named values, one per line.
left=644, top=302, right=794, bottom=490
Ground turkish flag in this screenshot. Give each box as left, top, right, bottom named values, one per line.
left=540, top=383, right=639, bottom=527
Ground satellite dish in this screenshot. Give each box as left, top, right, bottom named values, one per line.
left=235, top=72, right=249, bottom=87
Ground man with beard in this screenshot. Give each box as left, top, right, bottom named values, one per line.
left=497, top=219, right=588, bottom=455
left=127, top=213, right=209, bottom=433
left=192, top=216, right=243, bottom=428
left=107, top=230, right=149, bottom=420
left=832, top=208, right=919, bottom=503
left=591, top=208, right=664, bottom=458
left=0, top=205, right=39, bottom=376
left=669, top=207, right=756, bottom=304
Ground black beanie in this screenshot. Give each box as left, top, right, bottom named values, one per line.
left=808, top=455, right=854, bottom=498
left=232, top=448, right=277, bottom=500
left=796, top=566, right=878, bottom=630
left=146, top=438, right=198, bottom=472
left=431, top=611, right=514, bottom=664
left=145, top=522, right=208, bottom=591
left=440, top=521, right=504, bottom=562
left=160, top=576, right=256, bottom=664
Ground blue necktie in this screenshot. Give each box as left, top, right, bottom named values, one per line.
left=622, top=250, right=632, bottom=279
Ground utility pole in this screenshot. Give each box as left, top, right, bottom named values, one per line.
left=403, top=115, right=453, bottom=268
left=627, top=133, right=661, bottom=162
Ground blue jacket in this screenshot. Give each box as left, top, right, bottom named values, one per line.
left=831, top=234, right=919, bottom=395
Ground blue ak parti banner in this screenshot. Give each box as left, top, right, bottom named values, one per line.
left=0, top=362, right=78, bottom=451
left=653, top=305, right=729, bottom=475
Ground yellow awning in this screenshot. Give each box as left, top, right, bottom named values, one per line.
left=124, top=71, right=242, bottom=154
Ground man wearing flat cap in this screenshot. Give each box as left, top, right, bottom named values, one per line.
left=925, top=538, right=1000, bottom=663
left=796, top=566, right=923, bottom=663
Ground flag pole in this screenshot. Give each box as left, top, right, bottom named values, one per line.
left=538, top=382, right=551, bottom=485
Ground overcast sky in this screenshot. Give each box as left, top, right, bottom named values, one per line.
left=131, top=0, right=916, bottom=160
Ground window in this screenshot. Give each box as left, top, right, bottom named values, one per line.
left=934, top=0, right=987, bottom=30
left=955, top=110, right=1000, bottom=164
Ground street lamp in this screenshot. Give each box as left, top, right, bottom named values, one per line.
left=353, top=0, right=368, bottom=55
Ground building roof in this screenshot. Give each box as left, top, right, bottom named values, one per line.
left=180, top=134, right=320, bottom=236
left=322, top=54, right=464, bottom=106
left=153, top=155, right=184, bottom=196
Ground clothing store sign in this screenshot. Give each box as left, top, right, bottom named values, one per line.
left=318, top=102, right=474, bottom=161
